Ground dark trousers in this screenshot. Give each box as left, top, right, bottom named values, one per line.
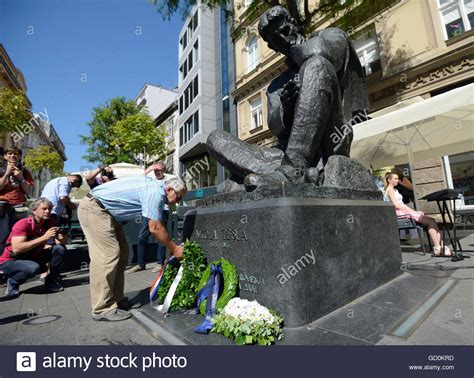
left=137, top=211, right=169, bottom=268
left=1, top=244, right=66, bottom=287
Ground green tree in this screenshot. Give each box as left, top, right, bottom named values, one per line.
left=80, top=97, right=141, bottom=165
left=0, top=87, right=31, bottom=134
left=111, top=113, right=168, bottom=165
left=151, top=0, right=228, bottom=20
left=24, top=145, right=64, bottom=178
left=150, top=0, right=392, bottom=35
left=80, top=97, right=167, bottom=165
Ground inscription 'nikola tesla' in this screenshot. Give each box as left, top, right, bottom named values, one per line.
left=195, top=228, right=248, bottom=241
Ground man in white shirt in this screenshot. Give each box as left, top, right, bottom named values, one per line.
left=40, top=175, right=82, bottom=218
left=126, top=161, right=178, bottom=273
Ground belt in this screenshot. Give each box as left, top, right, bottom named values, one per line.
left=86, top=193, right=106, bottom=210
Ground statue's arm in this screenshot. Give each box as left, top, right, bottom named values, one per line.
left=267, top=70, right=299, bottom=140
left=267, top=88, right=288, bottom=139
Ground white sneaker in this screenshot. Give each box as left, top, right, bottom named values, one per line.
left=126, top=265, right=144, bottom=274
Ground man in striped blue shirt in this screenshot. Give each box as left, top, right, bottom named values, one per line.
left=78, top=175, right=187, bottom=322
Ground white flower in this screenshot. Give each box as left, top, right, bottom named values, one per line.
left=222, top=298, right=275, bottom=324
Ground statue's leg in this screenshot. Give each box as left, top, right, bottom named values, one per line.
left=283, top=56, right=341, bottom=170
left=207, top=130, right=283, bottom=180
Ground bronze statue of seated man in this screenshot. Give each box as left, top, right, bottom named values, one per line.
left=207, top=5, right=368, bottom=191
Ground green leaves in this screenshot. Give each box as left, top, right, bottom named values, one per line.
left=157, top=241, right=207, bottom=311
left=150, top=0, right=230, bottom=20
left=211, top=307, right=284, bottom=346
left=112, top=112, right=168, bottom=162
left=24, top=146, right=64, bottom=177
left=197, top=258, right=238, bottom=315
left=80, top=97, right=167, bottom=165
left=0, top=88, right=31, bottom=134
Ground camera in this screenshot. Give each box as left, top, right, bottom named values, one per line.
left=57, top=225, right=69, bottom=234
left=101, top=168, right=116, bottom=180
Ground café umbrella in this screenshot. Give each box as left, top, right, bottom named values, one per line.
left=351, top=83, right=473, bottom=209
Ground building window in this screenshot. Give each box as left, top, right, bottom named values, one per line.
left=183, top=61, right=188, bottom=78
left=180, top=31, right=188, bottom=50
left=182, top=154, right=217, bottom=191
left=181, top=10, right=198, bottom=51
left=250, top=97, right=263, bottom=129
left=179, top=110, right=199, bottom=146
left=179, top=63, right=187, bottom=83
left=193, top=40, right=199, bottom=64
left=355, top=39, right=380, bottom=75
left=193, top=76, right=198, bottom=98
left=180, top=10, right=197, bottom=52
left=246, top=36, right=259, bottom=72
left=353, top=27, right=381, bottom=76
left=185, top=83, right=190, bottom=109
left=180, top=47, right=197, bottom=83
left=193, top=11, right=198, bottom=31
left=445, top=151, right=474, bottom=207
left=167, top=118, right=175, bottom=142
left=188, top=50, right=193, bottom=72
left=187, top=11, right=197, bottom=36
left=180, top=74, right=199, bottom=114
left=438, top=0, right=474, bottom=39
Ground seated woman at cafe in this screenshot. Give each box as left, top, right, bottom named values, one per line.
left=391, top=167, right=415, bottom=205
left=384, top=172, right=452, bottom=257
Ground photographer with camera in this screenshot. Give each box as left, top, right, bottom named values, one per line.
left=84, top=166, right=115, bottom=190
left=0, top=147, right=34, bottom=252
left=40, top=174, right=82, bottom=239
left=0, top=198, right=67, bottom=297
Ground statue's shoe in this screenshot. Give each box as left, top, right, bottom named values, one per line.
left=304, top=167, right=323, bottom=185
left=243, top=171, right=288, bottom=190
left=275, top=165, right=324, bottom=185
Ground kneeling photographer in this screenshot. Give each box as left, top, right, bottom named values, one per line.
left=0, top=198, right=67, bottom=297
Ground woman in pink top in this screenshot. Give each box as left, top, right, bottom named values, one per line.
left=384, top=172, right=452, bottom=257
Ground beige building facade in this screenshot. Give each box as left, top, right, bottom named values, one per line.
left=0, top=43, right=30, bottom=150
left=1, top=44, right=67, bottom=196
left=232, top=0, right=473, bottom=213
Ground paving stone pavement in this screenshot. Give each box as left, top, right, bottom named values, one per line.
left=1, top=232, right=473, bottom=346
left=0, top=264, right=163, bottom=345
left=134, top=232, right=474, bottom=346
left=377, top=231, right=474, bottom=345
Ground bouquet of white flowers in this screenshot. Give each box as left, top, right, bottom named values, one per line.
left=211, top=298, right=283, bottom=345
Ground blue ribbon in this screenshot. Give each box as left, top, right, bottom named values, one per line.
left=194, top=263, right=222, bottom=334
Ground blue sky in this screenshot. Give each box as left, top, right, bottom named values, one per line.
left=0, top=0, right=183, bottom=172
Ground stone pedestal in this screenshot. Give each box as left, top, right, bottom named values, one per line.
left=183, top=184, right=402, bottom=327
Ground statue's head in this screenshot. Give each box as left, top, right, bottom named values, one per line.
left=258, top=6, right=302, bottom=56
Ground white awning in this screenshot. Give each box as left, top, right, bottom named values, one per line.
left=351, top=83, right=474, bottom=168
left=109, top=162, right=144, bottom=178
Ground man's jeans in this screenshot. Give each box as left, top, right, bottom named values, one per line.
left=137, top=211, right=169, bottom=269
left=0, top=244, right=66, bottom=288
